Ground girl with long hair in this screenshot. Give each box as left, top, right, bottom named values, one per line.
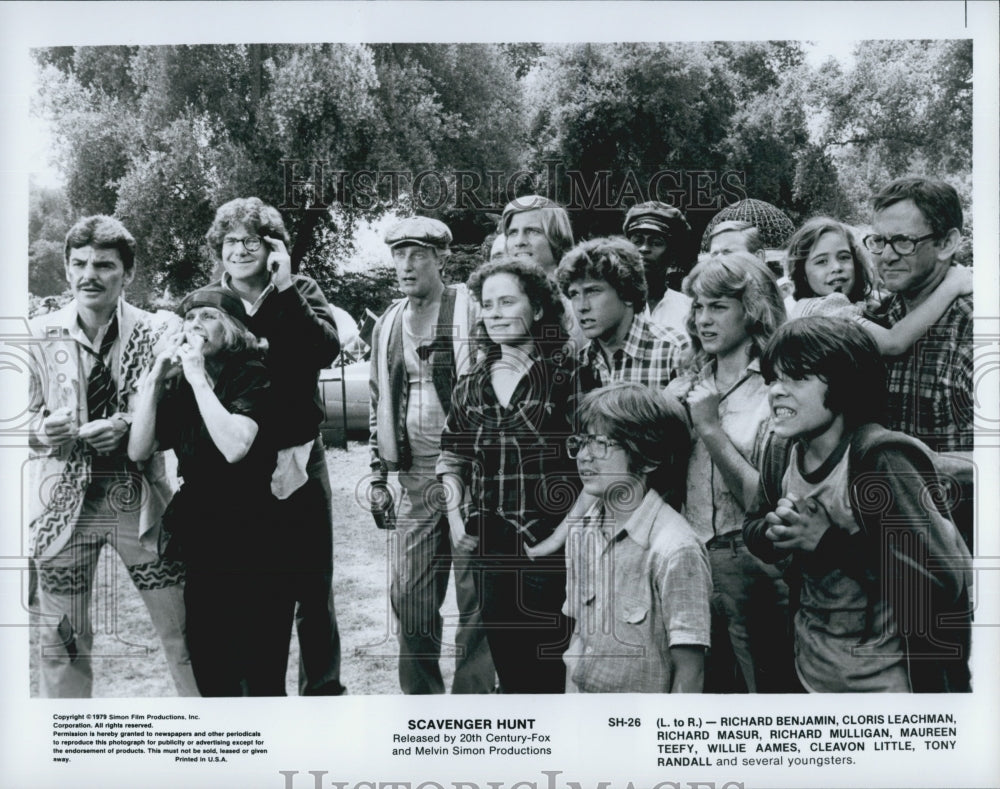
left=784, top=216, right=970, bottom=356
left=668, top=252, right=796, bottom=693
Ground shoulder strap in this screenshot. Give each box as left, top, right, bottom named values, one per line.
left=431, top=287, right=460, bottom=415
left=760, top=432, right=793, bottom=508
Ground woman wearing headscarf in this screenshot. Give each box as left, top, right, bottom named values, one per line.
left=129, top=286, right=292, bottom=695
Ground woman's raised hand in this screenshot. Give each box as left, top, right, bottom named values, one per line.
left=176, top=334, right=209, bottom=385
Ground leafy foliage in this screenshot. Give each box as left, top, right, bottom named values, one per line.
left=28, top=179, right=74, bottom=296
left=30, top=40, right=974, bottom=313
left=814, top=40, right=973, bottom=218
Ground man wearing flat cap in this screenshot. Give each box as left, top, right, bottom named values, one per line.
left=368, top=215, right=494, bottom=695
left=623, top=201, right=695, bottom=336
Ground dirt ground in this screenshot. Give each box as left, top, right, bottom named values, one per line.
left=28, top=442, right=463, bottom=697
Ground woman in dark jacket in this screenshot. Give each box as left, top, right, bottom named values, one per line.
left=204, top=197, right=345, bottom=695
left=437, top=257, right=580, bottom=693
left=129, top=286, right=292, bottom=696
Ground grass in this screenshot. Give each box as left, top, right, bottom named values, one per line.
left=29, top=441, right=462, bottom=697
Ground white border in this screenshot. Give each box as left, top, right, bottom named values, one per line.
left=2, top=3, right=998, bottom=789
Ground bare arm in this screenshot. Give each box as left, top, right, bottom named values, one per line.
left=669, top=646, right=705, bottom=693
left=525, top=491, right=597, bottom=558
left=127, top=340, right=186, bottom=462
left=128, top=364, right=166, bottom=462
left=440, top=470, right=476, bottom=552
left=187, top=379, right=259, bottom=464
left=857, top=265, right=971, bottom=356
left=176, top=339, right=258, bottom=464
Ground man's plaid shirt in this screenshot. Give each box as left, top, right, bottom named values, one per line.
left=437, top=345, right=581, bottom=547
left=578, top=312, right=689, bottom=392
left=866, top=292, right=973, bottom=453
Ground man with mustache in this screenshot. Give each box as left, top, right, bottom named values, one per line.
left=27, top=215, right=197, bottom=697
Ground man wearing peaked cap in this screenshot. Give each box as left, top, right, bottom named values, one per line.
left=369, top=215, right=495, bottom=695
left=622, top=201, right=695, bottom=336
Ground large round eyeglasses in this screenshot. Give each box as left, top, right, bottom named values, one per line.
left=225, top=235, right=263, bottom=253
left=566, top=434, right=622, bottom=460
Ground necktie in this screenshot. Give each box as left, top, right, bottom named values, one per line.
left=86, top=317, right=119, bottom=420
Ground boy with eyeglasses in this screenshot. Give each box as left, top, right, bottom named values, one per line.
left=562, top=382, right=710, bottom=693
left=527, top=238, right=688, bottom=561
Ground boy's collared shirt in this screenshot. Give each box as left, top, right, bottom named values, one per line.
left=684, top=358, right=772, bottom=544
left=579, top=312, right=688, bottom=391
left=646, top=288, right=692, bottom=338
left=565, top=490, right=711, bottom=693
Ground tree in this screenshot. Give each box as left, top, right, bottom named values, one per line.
left=816, top=40, right=972, bottom=216
left=32, top=39, right=973, bottom=309
left=524, top=43, right=740, bottom=238
left=28, top=179, right=74, bottom=296
left=35, top=42, right=534, bottom=307
left=520, top=43, right=819, bottom=239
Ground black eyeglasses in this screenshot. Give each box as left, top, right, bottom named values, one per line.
left=862, top=232, right=937, bottom=256
left=566, top=434, right=622, bottom=459
left=225, top=235, right=263, bottom=253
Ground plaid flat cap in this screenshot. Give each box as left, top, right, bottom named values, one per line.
left=384, top=216, right=452, bottom=249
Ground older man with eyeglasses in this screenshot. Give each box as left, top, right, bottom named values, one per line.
left=862, top=176, right=973, bottom=545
